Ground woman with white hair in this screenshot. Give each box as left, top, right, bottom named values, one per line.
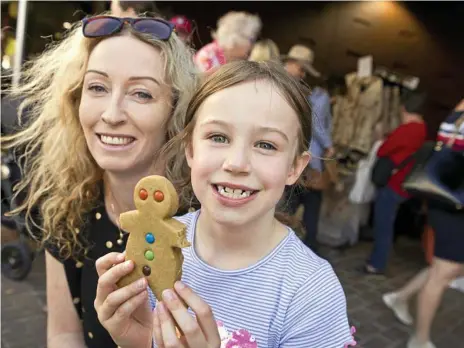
left=195, top=11, right=262, bottom=72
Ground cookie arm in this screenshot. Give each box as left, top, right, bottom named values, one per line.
left=119, top=211, right=139, bottom=234
left=166, top=220, right=191, bottom=248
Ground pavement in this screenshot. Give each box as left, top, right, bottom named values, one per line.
left=1, top=237, right=464, bottom=348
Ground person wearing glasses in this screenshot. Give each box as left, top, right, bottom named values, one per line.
left=194, top=11, right=262, bottom=73
left=2, top=15, right=198, bottom=348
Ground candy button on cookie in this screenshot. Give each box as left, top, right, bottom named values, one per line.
left=142, top=265, right=151, bottom=276
left=144, top=250, right=154, bottom=261
left=145, top=232, right=155, bottom=244
left=154, top=190, right=164, bottom=202
left=139, top=188, right=148, bottom=200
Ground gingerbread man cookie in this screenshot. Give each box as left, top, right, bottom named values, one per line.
left=117, top=175, right=191, bottom=300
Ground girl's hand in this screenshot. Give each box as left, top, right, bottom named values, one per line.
left=153, top=281, right=221, bottom=348
left=94, top=252, right=153, bottom=348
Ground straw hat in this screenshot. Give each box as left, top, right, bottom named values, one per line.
left=282, top=45, right=320, bottom=77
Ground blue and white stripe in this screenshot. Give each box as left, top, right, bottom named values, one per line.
left=152, top=210, right=353, bottom=347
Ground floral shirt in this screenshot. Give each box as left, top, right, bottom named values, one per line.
left=194, top=41, right=227, bottom=73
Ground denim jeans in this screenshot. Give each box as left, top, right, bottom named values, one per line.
left=284, top=187, right=323, bottom=251
left=369, top=186, right=406, bottom=271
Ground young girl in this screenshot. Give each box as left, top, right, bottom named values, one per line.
left=94, top=61, right=355, bottom=348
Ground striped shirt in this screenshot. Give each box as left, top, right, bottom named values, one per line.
left=151, top=210, right=354, bottom=347
left=436, top=110, right=464, bottom=151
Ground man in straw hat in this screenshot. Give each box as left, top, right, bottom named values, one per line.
left=282, top=44, right=335, bottom=254
left=282, top=44, right=321, bottom=79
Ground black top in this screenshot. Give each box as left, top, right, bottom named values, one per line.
left=49, top=198, right=127, bottom=347
left=46, top=194, right=198, bottom=347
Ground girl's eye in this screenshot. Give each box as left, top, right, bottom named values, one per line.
left=134, top=91, right=153, bottom=100
left=210, top=135, right=228, bottom=144
left=88, top=84, right=106, bottom=93
left=256, top=142, right=276, bottom=150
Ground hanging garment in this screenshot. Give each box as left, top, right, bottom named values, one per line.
left=388, top=86, right=402, bottom=133
left=381, top=86, right=391, bottom=135
left=332, top=73, right=383, bottom=153
left=349, top=140, right=383, bottom=204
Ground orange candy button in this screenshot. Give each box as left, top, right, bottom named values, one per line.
left=154, top=190, right=164, bottom=202
left=139, top=189, right=148, bottom=200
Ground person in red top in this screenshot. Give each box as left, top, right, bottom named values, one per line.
left=170, top=15, right=194, bottom=45
left=365, top=91, right=427, bottom=275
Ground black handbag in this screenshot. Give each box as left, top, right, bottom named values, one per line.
left=402, top=117, right=464, bottom=210
left=371, top=155, right=414, bottom=187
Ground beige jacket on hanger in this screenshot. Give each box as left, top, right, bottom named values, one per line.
left=332, top=72, right=383, bottom=153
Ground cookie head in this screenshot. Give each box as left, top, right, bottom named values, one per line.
left=134, top=176, right=179, bottom=217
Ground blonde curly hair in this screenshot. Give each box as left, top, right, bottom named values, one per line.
left=212, top=11, right=262, bottom=50
left=2, top=16, right=199, bottom=259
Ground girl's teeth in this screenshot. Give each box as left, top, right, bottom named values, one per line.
left=100, top=135, right=134, bottom=145
left=217, top=186, right=252, bottom=199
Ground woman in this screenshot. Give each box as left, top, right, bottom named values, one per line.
left=194, top=11, right=261, bottom=73
left=382, top=98, right=464, bottom=348
left=2, top=15, right=198, bottom=348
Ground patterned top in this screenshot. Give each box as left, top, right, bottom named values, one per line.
left=437, top=110, right=464, bottom=152
left=194, top=41, right=227, bottom=73
left=151, top=210, right=355, bottom=347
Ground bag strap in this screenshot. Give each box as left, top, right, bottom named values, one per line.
left=394, top=153, right=416, bottom=171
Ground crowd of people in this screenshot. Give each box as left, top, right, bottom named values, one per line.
left=1, top=2, right=462, bottom=348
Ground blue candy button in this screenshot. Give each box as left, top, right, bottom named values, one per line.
left=145, top=233, right=155, bottom=244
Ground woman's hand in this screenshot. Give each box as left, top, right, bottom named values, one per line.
left=94, top=252, right=153, bottom=348
left=153, top=281, right=221, bottom=348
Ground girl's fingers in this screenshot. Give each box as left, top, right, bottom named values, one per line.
left=97, top=277, right=147, bottom=322
left=153, top=310, right=165, bottom=348
left=95, top=260, right=133, bottom=308
left=162, top=289, right=206, bottom=347
left=105, top=290, right=148, bottom=327
left=95, top=252, right=126, bottom=276
left=174, top=282, right=220, bottom=345
left=157, top=302, right=185, bottom=348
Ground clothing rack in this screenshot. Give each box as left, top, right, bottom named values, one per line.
left=374, top=66, right=419, bottom=91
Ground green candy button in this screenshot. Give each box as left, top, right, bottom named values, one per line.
left=144, top=250, right=154, bottom=261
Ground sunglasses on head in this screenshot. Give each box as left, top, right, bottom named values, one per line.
left=82, top=16, right=175, bottom=40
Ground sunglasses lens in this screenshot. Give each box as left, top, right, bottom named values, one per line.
left=84, top=17, right=121, bottom=37
left=133, top=19, right=172, bottom=40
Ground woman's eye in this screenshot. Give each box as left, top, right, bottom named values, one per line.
left=88, top=85, right=106, bottom=93
left=134, top=91, right=153, bottom=100
left=256, top=142, right=276, bottom=150
left=210, top=135, right=228, bottom=144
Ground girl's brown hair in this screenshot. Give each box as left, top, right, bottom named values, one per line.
left=162, top=60, right=312, bottom=229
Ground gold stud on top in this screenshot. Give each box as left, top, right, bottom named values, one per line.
left=106, top=241, right=113, bottom=249
left=95, top=212, right=102, bottom=220
left=75, top=228, right=80, bottom=234
left=76, top=261, right=84, bottom=268
left=117, top=239, right=124, bottom=245
left=88, top=332, right=94, bottom=339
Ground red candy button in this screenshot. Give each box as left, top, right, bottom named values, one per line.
left=139, top=189, right=148, bottom=200
left=154, top=190, right=164, bottom=202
